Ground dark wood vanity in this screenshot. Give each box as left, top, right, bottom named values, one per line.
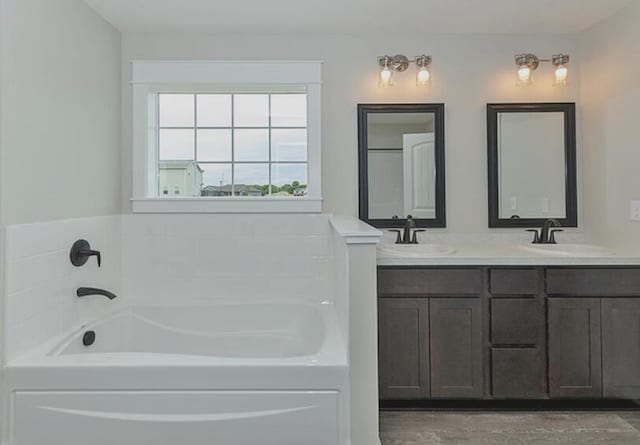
left=378, top=266, right=640, bottom=401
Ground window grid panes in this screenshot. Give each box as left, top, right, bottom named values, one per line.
left=158, top=93, right=308, bottom=198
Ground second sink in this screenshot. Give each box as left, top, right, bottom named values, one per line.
left=518, top=243, right=615, bottom=257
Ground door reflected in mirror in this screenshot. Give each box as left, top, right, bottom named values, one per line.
left=488, top=103, right=577, bottom=228
left=358, top=104, right=445, bottom=228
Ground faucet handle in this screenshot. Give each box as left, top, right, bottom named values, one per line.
left=549, top=229, right=564, bottom=244
left=70, top=240, right=102, bottom=267
left=526, top=229, right=541, bottom=244
left=411, top=230, right=426, bottom=244
left=388, top=230, right=402, bottom=244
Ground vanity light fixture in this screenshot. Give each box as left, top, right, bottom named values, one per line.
left=378, top=56, right=395, bottom=88
left=415, top=55, right=432, bottom=87
left=378, top=54, right=432, bottom=88
left=514, top=53, right=570, bottom=86
left=515, top=53, right=539, bottom=85
left=552, top=54, right=570, bottom=86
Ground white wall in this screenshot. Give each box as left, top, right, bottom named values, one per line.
left=0, top=0, right=122, bottom=366
left=0, top=0, right=121, bottom=226
left=120, top=32, right=580, bottom=233
left=498, top=112, right=566, bottom=219
left=579, top=0, right=640, bottom=251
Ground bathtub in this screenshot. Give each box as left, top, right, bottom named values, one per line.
left=3, top=302, right=349, bottom=445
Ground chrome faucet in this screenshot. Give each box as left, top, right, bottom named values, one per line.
left=389, top=215, right=426, bottom=244
left=77, top=287, right=117, bottom=300
left=527, top=219, right=563, bottom=244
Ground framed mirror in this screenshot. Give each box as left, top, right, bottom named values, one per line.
left=358, top=104, right=446, bottom=228
left=487, top=103, right=577, bottom=228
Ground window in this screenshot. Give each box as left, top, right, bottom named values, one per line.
left=157, top=93, right=308, bottom=199
left=131, top=61, right=322, bottom=213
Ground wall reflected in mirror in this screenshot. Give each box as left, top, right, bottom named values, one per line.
left=498, top=112, right=566, bottom=219
left=358, top=104, right=445, bottom=228
left=487, top=103, right=577, bottom=228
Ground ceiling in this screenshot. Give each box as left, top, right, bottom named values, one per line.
left=83, top=0, right=633, bottom=34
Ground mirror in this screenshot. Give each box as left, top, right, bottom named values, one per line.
left=358, top=104, right=446, bottom=228
left=487, top=103, right=577, bottom=228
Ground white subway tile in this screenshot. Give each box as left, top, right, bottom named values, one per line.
left=4, top=216, right=122, bottom=362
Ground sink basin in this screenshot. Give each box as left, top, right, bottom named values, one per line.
left=518, top=243, right=615, bottom=257
left=378, top=244, right=456, bottom=258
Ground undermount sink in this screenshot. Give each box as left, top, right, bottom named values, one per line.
left=378, top=244, right=456, bottom=258
left=518, top=243, right=615, bottom=257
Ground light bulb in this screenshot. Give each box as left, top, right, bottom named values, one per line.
left=379, top=66, right=393, bottom=87
left=416, top=66, right=431, bottom=87
left=554, top=64, right=568, bottom=85
left=517, top=64, right=532, bottom=84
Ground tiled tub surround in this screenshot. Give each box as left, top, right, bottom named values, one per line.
left=2, top=214, right=383, bottom=445
left=4, top=216, right=122, bottom=363
left=121, top=214, right=335, bottom=304
left=3, top=213, right=338, bottom=362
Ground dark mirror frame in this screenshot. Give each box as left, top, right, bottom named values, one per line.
left=358, top=103, right=446, bottom=229
left=487, top=102, right=578, bottom=228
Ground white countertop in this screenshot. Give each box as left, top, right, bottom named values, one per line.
left=377, top=242, right=640, bottom=266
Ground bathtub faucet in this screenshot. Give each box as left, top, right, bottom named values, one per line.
left=77, top=287, right=117, bottom=300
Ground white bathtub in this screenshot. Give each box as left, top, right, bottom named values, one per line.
left=3, top=303, right=349, bottom=445
left=54, top=304, right=327, bottom=358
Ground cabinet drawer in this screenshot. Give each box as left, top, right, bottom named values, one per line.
left=491, top=299, right=544, bottom=346
left=491, top=349, right=547, bottom=399
left=490, top=269, right=539, bottom=295
left=546, top=268, right=640, bottom=296
left=378, top=268, right=483, bottom=296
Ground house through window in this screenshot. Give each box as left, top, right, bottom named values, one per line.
left=157, top=93, right=308, bottom=198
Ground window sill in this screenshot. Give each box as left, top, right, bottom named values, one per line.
left=131, top=197, right=323, bottom=214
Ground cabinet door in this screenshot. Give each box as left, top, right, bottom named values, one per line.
left=378, top=298, right=430, bottom=399
left=430, top=298, right=483, bottom=398
left=602, top=299, right=640, bottom=399
left=548, top=298, right=602, bottom=398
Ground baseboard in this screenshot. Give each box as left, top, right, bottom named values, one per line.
left=380, top=399, right=640, bottom=411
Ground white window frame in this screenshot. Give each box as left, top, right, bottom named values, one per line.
left=131, top=60, right=322, bottom=213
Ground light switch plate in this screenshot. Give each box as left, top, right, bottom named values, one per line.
left=631, top=201, right=640, bottom=221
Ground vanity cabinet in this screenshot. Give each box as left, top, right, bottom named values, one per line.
left=378, top=299, right=430, bottom=399
left=548, top=297, right=640, bottom=400
left=379, top=266, right=640, bottom=402
left=548, top=298, right=602, bottom=398
left=547, top=268, right=640, bottom=400
left=602, top=299, right=640, bottom=399
left=430, top=298, right=483, bottom=398
left=489, top=269, right=547, bottom=399
left=377, top=268, right=484, bottom=400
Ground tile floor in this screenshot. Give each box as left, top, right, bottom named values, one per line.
left=380, top=411, right=640, bottom=444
